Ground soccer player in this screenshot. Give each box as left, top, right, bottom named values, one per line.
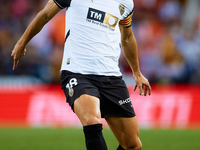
left=11, top=0, right=151, bottom=149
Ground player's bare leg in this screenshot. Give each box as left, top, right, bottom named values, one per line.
left=74, top=94, right=101, bottom=126
left=74, top=94, right=107, bottom=150
left=105, top=116, right=142, bottom=150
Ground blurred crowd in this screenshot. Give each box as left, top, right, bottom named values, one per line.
left=0, top=0, right=200, bottom=83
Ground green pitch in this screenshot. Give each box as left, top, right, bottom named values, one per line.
left=0, top=128, right=199, bottom=150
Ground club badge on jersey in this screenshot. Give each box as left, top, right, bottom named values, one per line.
left=119, top=4, right=125, bottom=15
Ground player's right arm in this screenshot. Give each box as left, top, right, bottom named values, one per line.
left=11, top=0, right=61, bottom=70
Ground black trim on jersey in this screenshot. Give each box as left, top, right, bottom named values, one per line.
left=65, top=30, right=70, bottom=42
left=126, top=9, right=134, bottom=20
left=53, top=0, right=72, bottom=9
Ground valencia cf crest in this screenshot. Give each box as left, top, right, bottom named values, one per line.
left=119, top=4, right=125, bottom=15
left=69, top=88, right=74, bottom=97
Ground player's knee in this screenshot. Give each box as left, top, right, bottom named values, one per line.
left=125, top=143, right=142, bottom=150
left=133, top=141, right=142, bottom=150
left=124, top=138, right=142, bottom=150
left=84, top=115, right=102, bottom=126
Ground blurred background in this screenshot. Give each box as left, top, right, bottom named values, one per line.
left=0, top=0, right=200, bottom=149
left=0, top=0, right=200, bottom=84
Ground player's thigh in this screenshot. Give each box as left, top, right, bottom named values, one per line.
left=74, top=94, right=102, bottom=126
left=105, top=116, right=141, bottom=147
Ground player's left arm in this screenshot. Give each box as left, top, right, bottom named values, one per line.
left=119, top=18, right=151, bottom=96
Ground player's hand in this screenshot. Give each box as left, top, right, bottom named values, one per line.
left=133, top=73, right=151, bottom=96
left=11, top=44, right=26, bottom=70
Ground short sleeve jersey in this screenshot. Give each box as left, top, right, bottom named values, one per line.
left=53, top=0, right=134, bottom=76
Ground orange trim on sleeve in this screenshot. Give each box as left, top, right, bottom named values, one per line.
left=119, top=13, right=133, bottom=27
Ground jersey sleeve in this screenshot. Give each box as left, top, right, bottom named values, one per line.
left=119, top=12, right=133, bottom=28
left=119, top=0, right=134, bottom=28
left=53, top=0, right=72, bottom=9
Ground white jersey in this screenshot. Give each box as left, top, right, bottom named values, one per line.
left=53, top=0, right=134, bottom=76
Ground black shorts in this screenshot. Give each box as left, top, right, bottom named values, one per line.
left=60, top=70, right=135, bottom=118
